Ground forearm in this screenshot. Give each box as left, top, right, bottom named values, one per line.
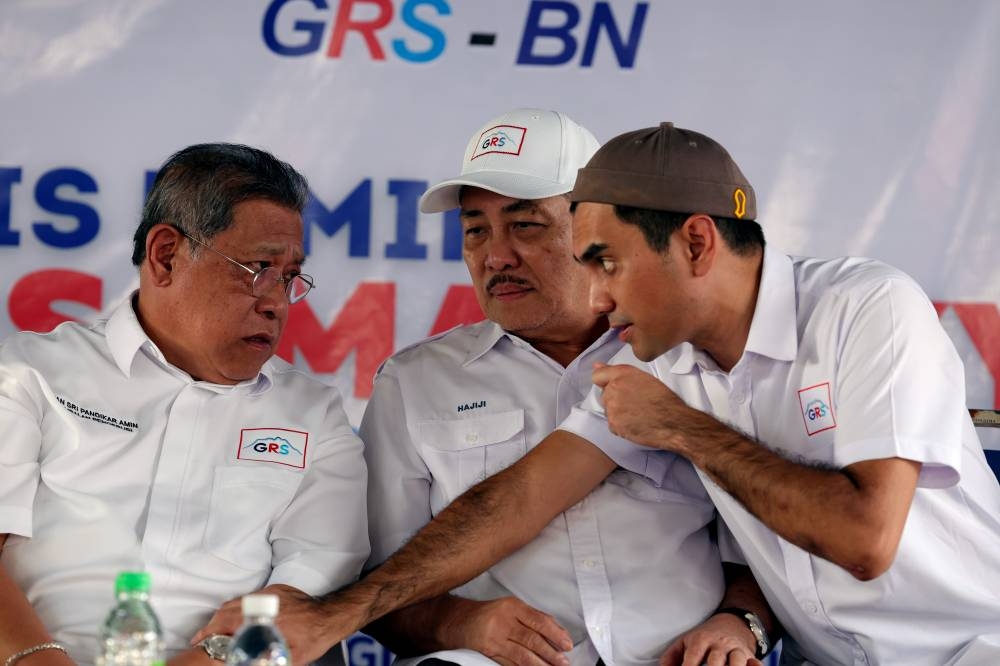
left=320, top=432, right=614, bottom=639
left=716, top=563, right=781, bottom=641
left=0, top=541, right=71, bottom=665
left=676, top=413, right=909, bottom=578
left=365, top=594, right=471, bottom=656
left=321, top=465, right=540, bottom=628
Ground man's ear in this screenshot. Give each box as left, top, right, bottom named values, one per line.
left=144, top=224, right=184, bottom=286
left=680, top=214, right=717, bottom=277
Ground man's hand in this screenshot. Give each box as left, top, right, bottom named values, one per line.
left=659, top=613, right=762, bottom=666
left=592, top=363, right=701, bottom=455
left=438, top=597, right=572, bottom=666
left=190, top=584, right=336, bottom=665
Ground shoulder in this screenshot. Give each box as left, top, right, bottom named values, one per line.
left=378, top=320, right=495, bottom=377
left=791, top=255, right=931, bottom=313
left=1, top=318, right=105, bottom=365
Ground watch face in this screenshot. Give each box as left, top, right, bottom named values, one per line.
left=202, top=634, right=232, bottom=660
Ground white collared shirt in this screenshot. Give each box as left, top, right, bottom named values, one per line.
left=0, top=296, right=369, bottom=664
left=561, top=247, right=1000, bottom=665
left=362, top=321, right=724, bottom=666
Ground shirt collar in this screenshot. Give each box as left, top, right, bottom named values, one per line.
left=106, top=292, right=273, bottom=395
left=463, top=319, right=619, bottom=367
left=669, top=246, right=798, bottom=374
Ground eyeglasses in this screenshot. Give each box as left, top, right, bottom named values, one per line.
left=178, top=229, right=315, bottom=304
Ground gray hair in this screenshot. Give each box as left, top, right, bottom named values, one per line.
left=131, top=143, right=309, bottom=265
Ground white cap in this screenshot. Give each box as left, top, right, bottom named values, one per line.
left=242, top=593, right=279, bottom=618
left=419, top=108, right=600, bottom=213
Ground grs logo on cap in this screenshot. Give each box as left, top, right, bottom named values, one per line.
left=237, top=427, right=309, bottom=468
left=472, top=124, right=527, bottom=160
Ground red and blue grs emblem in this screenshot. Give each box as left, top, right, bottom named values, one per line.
left=237, top=427, right=309, bottom=468
left=471, top=124, right=527, bottom=159
left=798, top=382, right=837, bottom=436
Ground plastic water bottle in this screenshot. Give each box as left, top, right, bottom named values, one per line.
left=96, top=571, right=165, bottom=666
left=226, top=594, right=290, bottom=666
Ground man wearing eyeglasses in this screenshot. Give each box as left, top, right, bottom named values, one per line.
left=0, top=143, right=368, bottom=666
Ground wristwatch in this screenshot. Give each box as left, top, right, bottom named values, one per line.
left=196, top=634, right=233, bottom=662
left=715, top=607, right=770, bottom=658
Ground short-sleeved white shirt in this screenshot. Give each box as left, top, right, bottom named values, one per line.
left=560, top=247, right=1000, bottom=665
left=362, top=321, right=725, bottom=666
left=0, top=296, right=369, bottom=664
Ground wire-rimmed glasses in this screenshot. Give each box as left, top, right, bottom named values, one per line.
left=177, top=228, right=315, bottom=304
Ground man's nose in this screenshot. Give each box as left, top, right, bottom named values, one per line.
left=254, top=278, right=290, bottom=320
left=484, top=234, right=520, bottom=272
left=589, top=279, right=614, bottom=315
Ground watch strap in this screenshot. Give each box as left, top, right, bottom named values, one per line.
left=714, top=607, right=770, bottom=658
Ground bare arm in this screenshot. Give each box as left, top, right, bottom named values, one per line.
left=660, top=563, right=779, bottom=666
left=0, top=535, right=75, bottom=665
left=595, top=365, right=920, bottom=580
left=332, top=431, right=615, bottom=632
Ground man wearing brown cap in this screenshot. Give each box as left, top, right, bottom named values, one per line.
left=556, top=122, right=1000, bottom=665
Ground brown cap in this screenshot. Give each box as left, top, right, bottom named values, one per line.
left=571, top=122, right=756, bottom=220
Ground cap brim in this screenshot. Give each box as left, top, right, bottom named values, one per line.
left=419, top=171, right=573, bottom=213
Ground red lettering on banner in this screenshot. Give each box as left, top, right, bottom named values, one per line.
left=429, top=285, right=484, bottom=335
left=327, top=0, right=393, bottom=60
left=9, top=269, right=102, bottom=333
left=276, top=282, right=394, bottom=398
left=949, top=303, right=1000, bottom=409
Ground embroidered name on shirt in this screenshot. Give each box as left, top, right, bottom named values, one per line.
left=797, top=382, right=837, bottom=436
left=237, top=427, right=308, bottom=468
left=56, top=396, right=138, bottom=433
left=457, top=400, right=486, bottom=412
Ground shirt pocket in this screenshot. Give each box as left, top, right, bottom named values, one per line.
left=203, top=465, right=303, bottom=571
left=416, top=410, right=526, bottom=503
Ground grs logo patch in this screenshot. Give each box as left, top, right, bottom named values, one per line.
left=797, top=382, right=836, bottom=436
left=237, top=427, right=309, bottom=469
left=472, top=125, right=526, bottom=159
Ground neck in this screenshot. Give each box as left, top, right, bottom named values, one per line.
left=693, top=250, right=764, bottom=373
left=517, top=317, right=609, bottom=368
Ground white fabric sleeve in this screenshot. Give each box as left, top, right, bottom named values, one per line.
left=831, top=278, right=966, bottom=488
left=558, top=347, right=673, bottom=487
left=267, top=386, right=370, bottom=595
left=716, top=516, right=747, bottom=565
left=0, top=356, right=44, bottom=538
left=358, top=360, right=433, bottom=568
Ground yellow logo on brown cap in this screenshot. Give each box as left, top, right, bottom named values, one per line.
left=733, top=188, right=747, bottom=219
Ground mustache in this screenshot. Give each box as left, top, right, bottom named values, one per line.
left=486, top=274, right=531, bottom=292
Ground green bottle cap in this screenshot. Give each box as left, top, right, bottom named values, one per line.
left=114, top=571, right=152, bottom=595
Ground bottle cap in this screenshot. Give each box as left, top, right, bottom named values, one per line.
left=114, top=571, right=152, bottom=595
left=242, top=593, right=280, bottom=617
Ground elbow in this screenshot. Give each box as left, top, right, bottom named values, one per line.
left=842, top=526, right=902, bottom=581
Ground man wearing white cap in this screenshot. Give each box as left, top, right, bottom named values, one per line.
left=196, top=110, right=775, bottom=665
left=362, top=108, right=779, bottom=666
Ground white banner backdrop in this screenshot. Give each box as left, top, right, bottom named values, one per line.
left=3, top=1, right=1000, bottom=663
left=3, top=0, right=999, bottom=426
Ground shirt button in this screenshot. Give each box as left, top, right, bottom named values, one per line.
left=465, top=432, right=479, bottom=443
left=592, top=626, right=603, bottom=635
left=582, top=559, right=596, bottom=569
left=804, top=601, right=818, bottom=614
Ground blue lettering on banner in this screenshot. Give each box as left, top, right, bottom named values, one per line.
left=33, top=168, right=101, bottom=248
left=393, top=0, right=451, bottom=63
left=517, top=1, right=648, bottom=67
left=260, top=0, right=647, bottom=68
left=0, top=167, right=23, bottom=245
left=1, top=167, right=463, bottom=261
